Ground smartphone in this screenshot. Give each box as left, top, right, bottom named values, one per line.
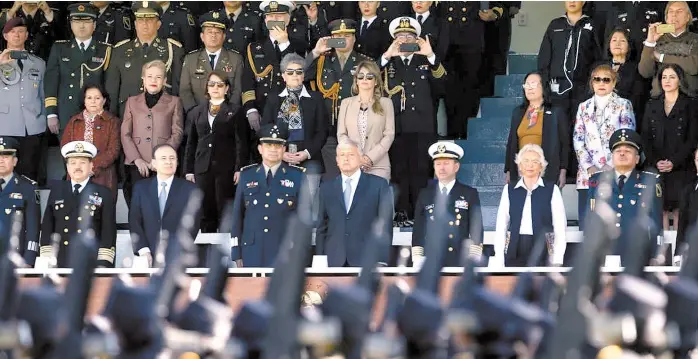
left=399, top=43, right=420, bottom=53
left=288, top=144, right=298, bottom=153
left=266, top=20, right=286, bottom=31
left=657, top=23, right=675, bottom=34
left=326, top=38, right=346, bottom=48
left=9, top=50, right=28, bottom=60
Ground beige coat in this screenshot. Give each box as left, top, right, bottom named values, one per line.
left=337, top=96, right=395, bottom=181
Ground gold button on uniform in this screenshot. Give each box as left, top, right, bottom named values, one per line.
left=78, top=217, right=82, bottom=221
left=77, top=229, right=82, bottom=233
left=265, top=204, right=269, bottom=208
left=64, top=216, right=69, bottom=220
left=448, top=234, right=454, bottom=239
left=266, top=192, right=270, bottom=196
left=64, top=241, right=68, bottom=245
left=64, top=228, right=68, bottom=233
left=448, top=247, right=453, bottom=252
left=264, top=216, right=268, bottom=220
left=448, top=16, right=453, bottom=21
left=264, top=228, right=268, bottom=232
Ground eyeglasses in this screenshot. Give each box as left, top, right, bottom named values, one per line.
left=357, top=73, right=375, bottom=80
left=522, top=82, right=540, bottom=89
left=593, top=77, right=612, bottom=84
left=521, top=159, right=541, bottom=166
left=207, top=81, right=226, bottom=88
left=284, top=68, right=304, bottom=75
left=396, top=34, right=416, bottom=41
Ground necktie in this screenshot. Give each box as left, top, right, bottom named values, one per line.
left=229, top=13, right=235, bottom=25
left=361, top=20, right=369, bottom=37
left=73, top=184, right=81, bottom=196
left=618, top=175, right=626, bottom=192
left=158, top=182, right=167, bottom=217
left=79, top=42, right=85, bottom=52
left=417, top=15, right=423, bottom=24
left=209, top=54, right=216, bottom=69
left=0, top=178, right=5, bottom=193
left=143, top=43, right=149, bottom=52
left=441, top=186, right=448, bottom=196
left=344, top=178, right=352, bottom=213
left=403, top=58, right=409, bottom=67
left=17, top=59, right=22, bottom=71
left=273, top=40, right=280, bottom=58
left=266, top=169, right=272, bottom=186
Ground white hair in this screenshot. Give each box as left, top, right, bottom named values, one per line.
left=336, top=138, right=363, bottom=155
left=514, top=143, right=548, bottom=177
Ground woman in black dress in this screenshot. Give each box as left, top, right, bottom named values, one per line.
left=604, top=27, right=647, bottom=127
left=641, top=64, right=698, bottom=231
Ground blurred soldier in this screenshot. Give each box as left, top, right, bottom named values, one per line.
left=412, top=141, right=485, bottom=267
left=380, top=16, right=446, bottom=227
left=355, top=1, right=391, bottom=60
left=218, top=1, right=264, bottom=54
left=306, top=19, right=371, bottom=180
left=39, top=141, right=116, bottom=268
left=0, top=17, right=46, bottom=182
left=156, top=0, right=198, bottom=52
left=230, top=124, right=307, bottom=267
left=289, top=2, right=329, bottom=51
left=0, top=1, right=61, bottom=61
left=105, top=1, right=184, bottom=117
left=91, top=1, right=134, bottom=45
left=44, top=3, right=111, bottom=137
left=0, top=137, right=40, bottom=266
left=179, top=10, right=244, bottom=115
left=587, top=129, right=663, bottom=265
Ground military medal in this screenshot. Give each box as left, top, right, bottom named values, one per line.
left=277, top=199, right=283, bottom=204
left=253, top=200, right=257, bottom=205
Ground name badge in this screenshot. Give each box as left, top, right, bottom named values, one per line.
left=92, top=57, right=104, bottom=63
left=54, top=199, right=64, bottom=205
left=455, top=200, right=468, bottom=210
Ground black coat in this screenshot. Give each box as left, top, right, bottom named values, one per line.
left=504, top=105, right=569, bottom=184
left=184, top=101, right=249, bottom=175
left=641, top=94, right=698, bottom=172
left=354, top=16, right=391, bottom=60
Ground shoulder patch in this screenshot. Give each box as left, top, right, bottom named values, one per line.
left=21, top=175, right=37, bottom=186
left=114, top=39, right=131, bottom=48
left=240, top=163, right=258, bottom=171
left=167, top=38, right=183, bottom=47
left=55, top=39, right=69, bottom=43
left=289, top=164, right=306, bottom=173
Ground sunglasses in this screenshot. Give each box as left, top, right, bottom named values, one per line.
left=285, top=69, right=304, bottom=75
left=207, top=81, right=226, bottom=88
left=522, top=82, right=540, bottom=89
left=357, top=73, right=376, bottom=80
left=593, top=77, right=612, bottom=84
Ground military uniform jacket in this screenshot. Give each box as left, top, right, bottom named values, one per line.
left=0, top=174, right=40, bottom=266
left=180, top=48, right=244, bottom=114
left=437, top=1, right=488, bottom=51
left=0, top=8, right=61, bottom=61
left=587, top=170, right=663, bottom=259
left=44, top=39, right=112, bottom=129
left=158, top=5, right=199, bottom=52
left=39, top=180, right=116, bottom=268
left=230, top=162, right=306, bottom=267
left=412, top=181, right=484, bottom=267
left=242, top=38, right=305, bottom=113
left=105, top=37, right=184, bottom=116
left=604, top=2, right=663, bottom=55
left=382, top=54, right=446, bottom=134
left=220, top=9, right=264, bottom=54
left=0, top=54, right=47, bottom=137
left=306, top=50, right=371, bottom=129
left=354, top=15, right=391, bottom=61
left=94, top=4, right=134, bottom=45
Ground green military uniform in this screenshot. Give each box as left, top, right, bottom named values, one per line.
left=104, top=2, right=184, bottom=117
left=44, top=3, right=111, bottom=135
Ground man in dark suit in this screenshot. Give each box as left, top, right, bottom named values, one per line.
left=0, top=137, right=40, bottom=266
left=130, top=144, right=202, bottom=267
left=230, top=124, right=308, bottom=267
left=412, top=141, right=485, bottom=268
left=314, top=138, right=393, bottom=267
left=39, top=141, right=116, bottom=267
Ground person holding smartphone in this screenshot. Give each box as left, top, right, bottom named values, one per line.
left=379, top=16, right=446, bottom=227
left=0, top=1, right=60, bottom=61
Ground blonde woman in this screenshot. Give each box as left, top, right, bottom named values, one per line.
left=337, top=60, right=395, bottom=181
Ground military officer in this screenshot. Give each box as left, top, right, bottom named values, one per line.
left=156, top=1, right=199, bottom=52
left=218, top=1, right=264, bottom=54
left=0, top=137, right=40, bottom=266
left=39, top=141, right=116, bottom=268
left=355, top=1, right=391, bottom=60
left=230, top=124, right=307, bottom=268
left=320, top=1, right=356, bottom=23
left=0, top=1, right=61, bottom=61
left=105, top=1, right=184, bottom=117
left=44, top=3, right=111, bottom=137
left=179, top=10, right=244, bottom=114
left=411, top=141, right=485, bottom=268
left=380, top=16, right=446, bottom=227
left=306, top=19, right=370, bottom=180
left=586, top=129, right=663, bottom=265
left=91, top=1, right=134, bottom=45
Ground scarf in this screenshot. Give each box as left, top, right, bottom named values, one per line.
left=82, top=109, right=102, bottom=144
left=145, top=90, right=163, bottom=109
left=278, top=86, right=303, bottom=130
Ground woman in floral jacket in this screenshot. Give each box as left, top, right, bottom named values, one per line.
left=573, top=64, right=636, bottom=227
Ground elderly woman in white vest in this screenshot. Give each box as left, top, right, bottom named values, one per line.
left=494, top=144, right=567, bottom=267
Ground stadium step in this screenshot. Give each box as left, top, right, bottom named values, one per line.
left=458, top=163, right=506, bottom=188
left=494, top=74, right=526, bottom=98
left=467, top=117, right=511, bottom=141
left=508, top=53, right=537, bottom=75
left=459, top=140, right=507, bottom=164
left=479, top=97, right=522, bottom=118
left=474, top=185, right=504, bottom=207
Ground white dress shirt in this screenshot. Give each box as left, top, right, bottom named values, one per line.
left=70, top=177, right=91, bottom=194
left=341, top=170, right=361, bottom=211
left=206, top=48, right=222, bottom=69
left=263, top=162, right=282, bottom=177
left=268, top=35, right=290, bottom=52
left=138, top=175, right=175, bottom=256
left=381, top=52, right=437, bottom=67
left=439, top=179, right=456, bottom=195
left=0, top=173, right=13, bottom=190
left=360, top=15, right=377, bottom=35
left=226, top=6, right=242, bottom=22
left=494, top=177, right=567, bottom=265
left=616, top=170, right=632, bottom=185
left=77, top=37, right=92, bottom=50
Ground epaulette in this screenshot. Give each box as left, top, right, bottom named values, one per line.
left=55, top=39, right=69, bottom=43
left=167, top=38, right=183, bottom=47
left=240, top=163, right=258, bottom=172
left=289, top=164, right=306, bottom=173
left=642, top=170, right=661, bottom=179
left=186, top=49, right=200, bottom=55
left=98, top=41, right=112, bottom=47
left=227, top=48, right=240, bottom=54
left=114, top=39, right=130, bottom=48
left=356, top=52, right=371, bottom=60
left=21, top=175, right=37, bottom=186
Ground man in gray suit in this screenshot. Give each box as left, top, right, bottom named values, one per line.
left=0, top=17, right=46, bottom=182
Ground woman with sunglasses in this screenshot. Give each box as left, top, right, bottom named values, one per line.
left=336, top=60, right=395, bottom=181
left=573, top=64, right=635, bottom=228
left=641, top=64, right=698, bottom=231
left=261, top=53, right=328, bottom=194
left=184, top=71, right=249, bottom=233
left=504, top=71, right=569, bottom=190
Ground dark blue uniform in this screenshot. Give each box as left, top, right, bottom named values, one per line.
left=0, top=173, right=40, bottom=266
left=587, top=170, right=663, bottom=259
left=230, top=162, right=306, bottom=267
